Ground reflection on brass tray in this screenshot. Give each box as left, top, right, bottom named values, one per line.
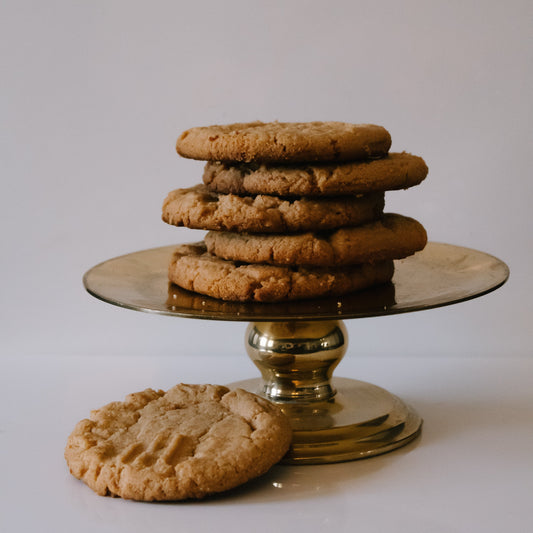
left=166, top=281, right=397, bottom=318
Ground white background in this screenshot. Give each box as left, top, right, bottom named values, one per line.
left=1, top=2, right=532, bottom=532
left=1, top=0, right=531, bottom=359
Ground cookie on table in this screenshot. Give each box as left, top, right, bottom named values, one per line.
left=168, top=242, right=394, bottom=302
left=203, top=152, right=428, bottom=197
left=176, top=121, right=391, bottom=163
left=65, top=383, right=292, bottom=501
left=205, top=213, right=427, bottom=267
left=162, top=184, right=384, bottom=233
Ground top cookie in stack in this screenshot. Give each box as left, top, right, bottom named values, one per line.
left=163, top=121, right=428, bottom=303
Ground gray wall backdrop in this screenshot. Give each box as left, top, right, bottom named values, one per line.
left=1, top=0, right=531, bottom=359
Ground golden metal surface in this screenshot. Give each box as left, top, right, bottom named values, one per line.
left=246, top=321, right=347, bottom=402
left=235, top=320, right=422, bottom=464
left=82, top=242, right=508, bottom=463
left=233, top=376, right=422, bottom=464
left=83, top=242, right=509, bottom=320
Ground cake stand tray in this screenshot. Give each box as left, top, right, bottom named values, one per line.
left=83, top=242, right=509, bottom=464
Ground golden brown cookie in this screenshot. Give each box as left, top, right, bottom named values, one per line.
left=176, top=121, right=391, bottom=163
left=203, top=152, right=428, bottom=196
left=65, top=383, right=292, bottom=501
left=205, top=214, right=427, bottom=267
left=167, top=274, right=397, bottom=315
left=168, top=242, right=394, bottom=302
left=162, top=184, right=384, bottom=233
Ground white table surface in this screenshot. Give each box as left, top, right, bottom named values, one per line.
left=1, top=353, right=532, bottom=533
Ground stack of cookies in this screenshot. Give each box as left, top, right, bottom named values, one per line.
left=162, top=121, right=428, bottom=303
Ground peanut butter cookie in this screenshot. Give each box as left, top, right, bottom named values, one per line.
left=176, top=121, right=391, bottom=163
left=65, top=384, right=292, bottom=501
left=205, top=214, right=427, bottom=267
left=162, top=184, right=384, bottom=233
left=168, top=242, right=394, bottom=302
left=203, top=152, right=427, bottom=196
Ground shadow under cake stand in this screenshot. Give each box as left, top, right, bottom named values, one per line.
left=83, top=242, right=509, bottom=464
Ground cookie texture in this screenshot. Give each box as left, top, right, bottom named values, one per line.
left=167, top=275, right=397, bottom=316
left=176, top=121, right=391, bottom=163
left=162, top=184, right=384, bottom=233
left=168, top=242, right=394, bottom=302
left=203, top=152, right=428, bottom=196
left=205, top=214, right=427, bottom=267
left=65, top=384, right=292, bottom=501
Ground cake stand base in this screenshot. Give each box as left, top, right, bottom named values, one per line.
left=230, top=320, right=422, bottom=464
left=233, top=376, right=422, bottom=465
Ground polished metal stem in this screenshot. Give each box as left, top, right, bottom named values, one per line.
left=245, top=321, right=347, bottom=402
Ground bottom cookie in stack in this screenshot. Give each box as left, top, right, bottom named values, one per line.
left=168, top=242, right=396, bottom=303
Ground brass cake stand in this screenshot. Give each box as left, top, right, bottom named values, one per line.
left=83, top=242, right=509, bottom=464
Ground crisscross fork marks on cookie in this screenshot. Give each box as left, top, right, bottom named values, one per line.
left=65, top=384, right=292, bottom=500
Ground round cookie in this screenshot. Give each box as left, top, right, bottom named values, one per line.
left=176, top=121, right=391, bottom=163
left=205, top=213, right=427, bottom=267
left=162, top=184, right=384, bottom=233
left=203, top=152, right=428, bottom=196
left=168, top=242, right=394, bottom=302
left=65, top=383, right=292, bottom=501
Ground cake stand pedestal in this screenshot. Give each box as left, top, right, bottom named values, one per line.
left=83, top=242, right=508, bottom=464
